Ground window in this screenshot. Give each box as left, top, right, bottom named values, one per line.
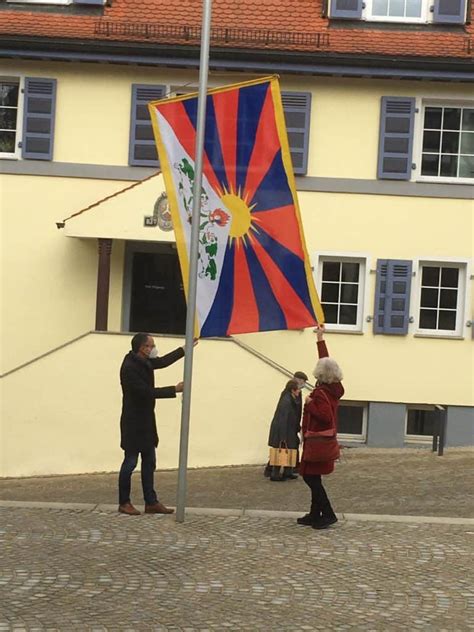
left=329, top=0, right=467, bottom=23
left=0, top=76, right=56, bottom=161
left=417, top=263, right=466, bottom=335
left=316, top=256, right=366, bottom=331
left=366, top=0, right=428, bottom=22
left=6, top=0, right=105, bottom=4
left=0, top=80, right=20, bottom=158
left=364, top=0, right=429, bottom=22
left=338, top=402, right=367, bottom=439
left=420, top=105, right=474, bottom=181
left=406, top=407, right=438, bottom=440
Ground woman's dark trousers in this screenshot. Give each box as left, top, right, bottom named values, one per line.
left=118, top=448, right=158, bottom=506
left=303, top=474, right=336, bottom=519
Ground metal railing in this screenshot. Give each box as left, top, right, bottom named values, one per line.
left=94, top=20, right=330, bottom=49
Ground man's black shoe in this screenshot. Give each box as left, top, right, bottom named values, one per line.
left=312, top=516, right=338, bottom=530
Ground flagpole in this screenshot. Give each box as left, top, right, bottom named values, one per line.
left=175, top=0, right=213, bottom=524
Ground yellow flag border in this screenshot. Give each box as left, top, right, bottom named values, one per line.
left=269, top=77, right=324, bottom=324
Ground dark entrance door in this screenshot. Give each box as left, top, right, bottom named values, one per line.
left=129, top=251, right=186, bottom=335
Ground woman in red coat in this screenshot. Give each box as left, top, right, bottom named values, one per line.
left=298, top=325, right=344, bottom=529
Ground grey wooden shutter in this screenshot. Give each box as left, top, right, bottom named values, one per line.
left=377, top=97, right=415, bottom=180
left=433, top=0, right=466, bottom=22
left=374, top=259, right=412, bottom=335
left=73, top=0, right=104, bottom=4
left=21, top=78, right=57, bottom=161
left=329, top=0, right=363, bottom=19
left=282, top=92, right=311, bottom=176
left=129, top=84, right=165, bottom=167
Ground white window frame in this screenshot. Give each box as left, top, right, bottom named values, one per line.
left=410, top=257, right=470, bottom=339
left=363, top=0, right=431, bottom=23
left=314, top=252, right=370, bottom=333
left=6, top=0, right=72, bottom=4
left=413, top=98, right=474, bottom=185
left=0, top=75, right=24, bottom=160
left=405, top=404, right=437, bottom=443
left=338, top=401, right=367, bottom=442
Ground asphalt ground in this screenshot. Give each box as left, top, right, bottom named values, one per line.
left=1, top=447, right=473, bottom=518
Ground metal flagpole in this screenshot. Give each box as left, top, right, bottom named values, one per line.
left=176, top=0, right=213, bottom=523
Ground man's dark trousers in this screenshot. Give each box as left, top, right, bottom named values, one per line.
left=118, top=448, right=158, bottom=505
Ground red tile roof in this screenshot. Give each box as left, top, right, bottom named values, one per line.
left=0, top=0, right=472, bottom=60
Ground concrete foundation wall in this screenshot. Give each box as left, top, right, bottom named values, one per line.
left=446, top=407, right=474, bottom=447
left=367, top=403, right=406, bottom=448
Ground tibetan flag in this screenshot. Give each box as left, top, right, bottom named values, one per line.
left=148, top=75, right=323, bottom=337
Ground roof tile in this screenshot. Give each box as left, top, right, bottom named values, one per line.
left=0, top=0, right=472, bottom=60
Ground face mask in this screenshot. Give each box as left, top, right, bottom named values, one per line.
left=148, top=347, right=158, bottom=359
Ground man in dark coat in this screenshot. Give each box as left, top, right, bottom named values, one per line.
left=118, top=332, right=187, bottom=516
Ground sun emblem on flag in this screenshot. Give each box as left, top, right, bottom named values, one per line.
left=219, top=186, right=258, bottom=245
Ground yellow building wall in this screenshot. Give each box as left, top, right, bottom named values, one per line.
left=1, top=60, right=472, bottom=476
left=0, top=333, right=288, bottom=477
left=0, top=175, right=119, bottom=373
left=5, top=60, right=473, bottom=177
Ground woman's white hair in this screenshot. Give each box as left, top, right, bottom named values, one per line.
left=312, top=357, right=343, bottom=384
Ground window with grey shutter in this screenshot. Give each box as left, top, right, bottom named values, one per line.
left=282, top=92, right=311, bottom=176
left=129, top=84, right=165, bottom=167
left=21, top=78, right=57, bottom=161
left=377, top=97, right=415, bottom=180
left=329, top=0, right=363, bottom=19
left=374, top=259, right=412, bottom=335
left=433, top=0, right=466, bottom=23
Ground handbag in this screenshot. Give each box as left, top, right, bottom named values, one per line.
left=269, top=442, right=298, bottom=467
left=302, top=390, right=340, bottom=463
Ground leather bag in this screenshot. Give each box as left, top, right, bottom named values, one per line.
left=269, top=442, right=298, bottom=467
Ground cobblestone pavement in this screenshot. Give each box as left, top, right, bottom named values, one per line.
left=1, top=507, right=473, bottom=631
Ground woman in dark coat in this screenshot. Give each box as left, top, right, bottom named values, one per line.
left=267, top=379, right=302, bottom=481
left=298, top=325, right=344, bottom=529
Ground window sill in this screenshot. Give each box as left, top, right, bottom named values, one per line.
left=328, top=19, right=466, bottom=32
left=414, top=333, right=465, bottom=340
left=323, top=328, right=364, bottom=335
left=0, top=155, right=19, bottom=161
left=338, top=435, right=366, bottom=442
left=416, top=177, right=474, bottom=186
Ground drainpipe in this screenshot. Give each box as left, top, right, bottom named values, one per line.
left=95, top=238, right=113, bottom=331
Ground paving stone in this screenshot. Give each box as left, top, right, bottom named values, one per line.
left=0, top=508, right=473, bottom=630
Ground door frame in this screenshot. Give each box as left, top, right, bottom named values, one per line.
left=121, top=240, right=179, bottom=333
